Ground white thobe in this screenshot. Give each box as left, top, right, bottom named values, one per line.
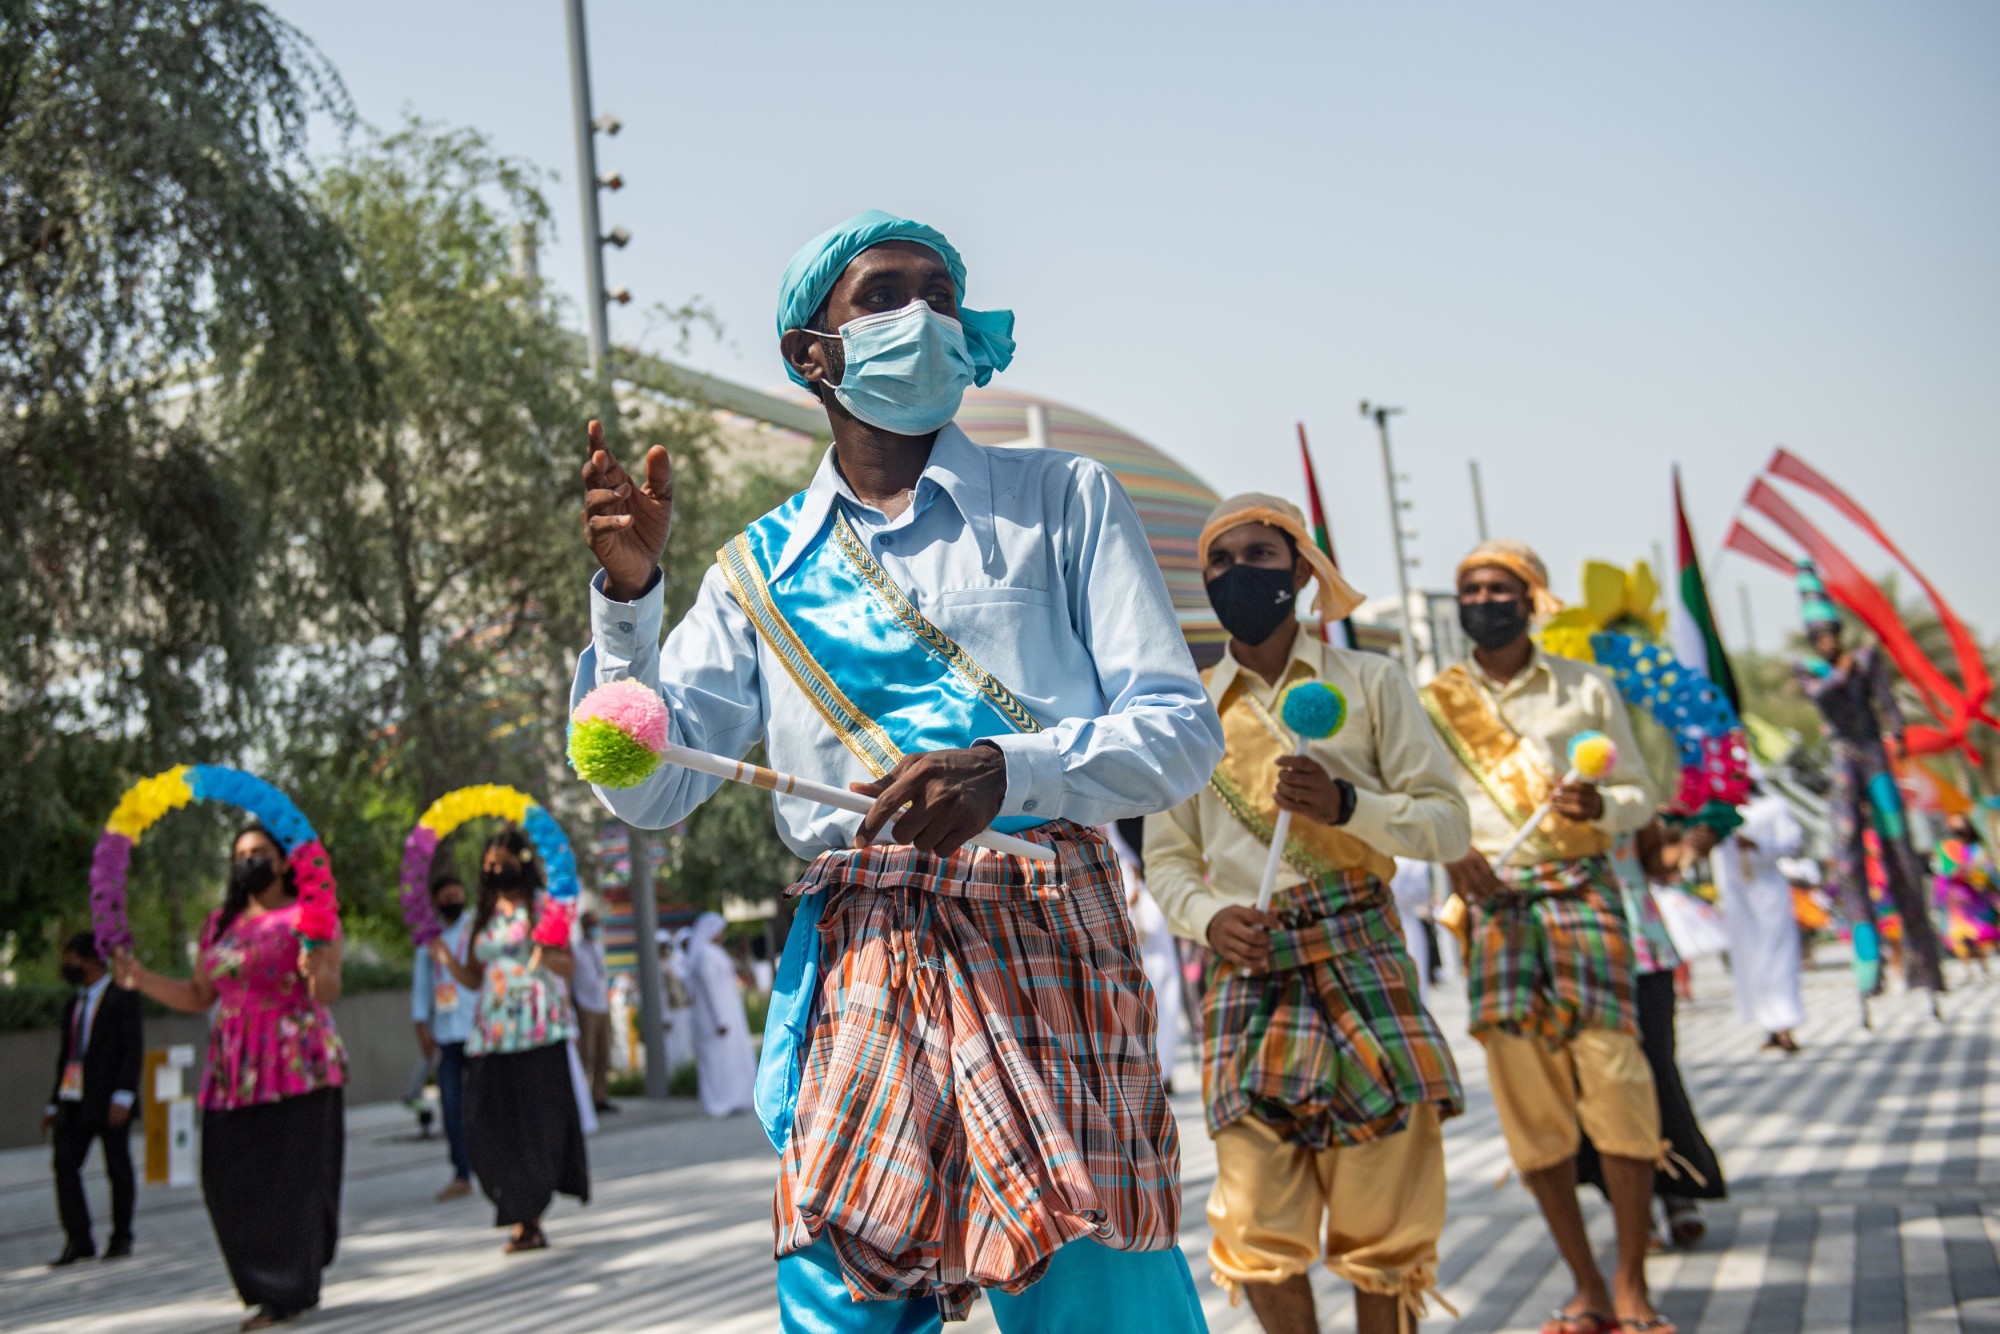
left=1713, top=793, right=1807, bottom=1032
left=1390, top=857, right=1436, bottom=1003
left=688, top=940, right=757, bottom=1117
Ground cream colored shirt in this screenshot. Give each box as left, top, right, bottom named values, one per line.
left=1143, top=631, right=1472, bottom=946
left=1439, top=646, right=1656, bottom=864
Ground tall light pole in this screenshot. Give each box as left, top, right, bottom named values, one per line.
left=564, top=0, right=627, bottom=380
left=564, top=0, right=667, bottom=1099
left=1361, top=402, right=1422, bottom=681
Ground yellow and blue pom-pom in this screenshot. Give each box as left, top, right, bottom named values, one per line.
left=568, top=680, right=670, bottom=789
left=1279, top=680, right=1349, bottom=740
left=1567, top=730, right=1617, bottom=781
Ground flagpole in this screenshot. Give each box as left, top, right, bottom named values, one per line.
left=1469, top=459, right=1490, bottom=542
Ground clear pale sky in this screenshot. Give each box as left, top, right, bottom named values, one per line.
left=273, top=0, right=2000, bottom=651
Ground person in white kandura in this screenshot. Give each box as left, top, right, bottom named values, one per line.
left=684, top=912, right=757, bottom=1117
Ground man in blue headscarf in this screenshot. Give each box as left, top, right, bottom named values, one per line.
left=575, top=212, right=1223, bottom=1330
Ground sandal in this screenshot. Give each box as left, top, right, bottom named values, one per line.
left=502, top=1225, right=547, bottom=1254
left=1541, top=1311, right=1616, bottom=1334
left=1666, top=1201, right=1706, bottom=1248
left=240, top=1308, right=296, bottom=1330
left=1620, top=1319, right=1678, bottom=1333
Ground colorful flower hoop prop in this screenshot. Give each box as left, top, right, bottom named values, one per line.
left=398, top=785, right=580, bottom=948
left=89, top=765, right=337, bottom=957
left=1539, top=559, right=1752, bottom=837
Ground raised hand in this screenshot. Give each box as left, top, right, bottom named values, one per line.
left=581, top=418, right=674, bottom=601
left=110, top=948, right=140, bottom=991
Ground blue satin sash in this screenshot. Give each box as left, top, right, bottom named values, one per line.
left=720, top=496, right=1053, bottom=1153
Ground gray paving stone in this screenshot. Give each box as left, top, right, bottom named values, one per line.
left=0, top=958, right=1993, bottom=1330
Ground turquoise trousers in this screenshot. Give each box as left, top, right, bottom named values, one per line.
left=776, top=1234, right=1209, bottom=1333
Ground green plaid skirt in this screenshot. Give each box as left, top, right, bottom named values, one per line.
left=1202, top=870, right=1463, bottom=1149
left=1468, top=855, right=1639, bottom=1046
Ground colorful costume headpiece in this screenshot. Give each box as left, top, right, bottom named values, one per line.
left=1456, top=538, right=1564, bottom=620
left=1199, top=492, right=1366, bottom=624
left=1796, top=558, right=1840, bottom=629
left=775, top=209, right=1016, bottom=388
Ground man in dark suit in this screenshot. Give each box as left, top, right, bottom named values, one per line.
left=43, top=930, right=142, bottom=1265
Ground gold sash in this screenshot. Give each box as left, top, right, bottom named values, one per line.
left=1420, top=664, right=1608, bottom=863
left=1210, top=676, right=1396, bottom=886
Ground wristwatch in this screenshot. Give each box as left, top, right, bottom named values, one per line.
left=1334, top=778, right=1357, bottom=826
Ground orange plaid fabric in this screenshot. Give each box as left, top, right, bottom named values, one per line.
left=771, top=822, right=1182, bottom=1320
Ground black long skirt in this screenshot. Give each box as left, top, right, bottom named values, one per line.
left=201, top=1086, right=344, bottom=1313
left=466, top=1042, right=590, bottom=1227
left=1579, top=970, right=1727, bottom=1201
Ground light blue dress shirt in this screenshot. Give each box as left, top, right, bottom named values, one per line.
left=572, top=425, right=1224, bottom=858
left=410, top=915, right=477, bottom=1046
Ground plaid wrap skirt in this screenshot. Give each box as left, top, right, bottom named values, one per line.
left=1468, top=855, right=1640, bottom=1046
left=1202, top=869, right=1463, bottom=1150
left=772, top=822, right=1181, bottom=1320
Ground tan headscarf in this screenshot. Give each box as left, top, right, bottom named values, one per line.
left=1455, top=537, right=1565, bottom=619
left=1198, top=493, right=1366, bottom=623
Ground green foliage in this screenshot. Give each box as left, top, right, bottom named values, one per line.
left=667, top=1060, right=699, bottom=1098
left=1, top=2, right=378, bottom=963
left=4, top=20, right=814, bottom=961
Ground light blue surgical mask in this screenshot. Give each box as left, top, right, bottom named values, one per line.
left=808, top=300, right=975, bottom=435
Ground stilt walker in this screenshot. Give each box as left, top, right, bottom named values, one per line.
left=1791, top=560, right=1946, bottom=1018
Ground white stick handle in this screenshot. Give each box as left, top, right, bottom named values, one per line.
left=1254, top=738, right=1311, bottom=911
left=1489, top=766, right=1580, bottom=869
left=660, top=742, right=1059, bottom=863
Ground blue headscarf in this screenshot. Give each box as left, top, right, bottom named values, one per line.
left=775, top=210, right=1016, bottom=389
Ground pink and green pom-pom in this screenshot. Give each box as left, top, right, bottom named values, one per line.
left=569, top=680, right=670, bottom=788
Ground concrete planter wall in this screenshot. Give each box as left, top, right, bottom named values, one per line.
left=0, top=989, right=422, bottom=1151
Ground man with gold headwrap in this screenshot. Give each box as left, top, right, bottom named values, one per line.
left=1145, top=494, right=1471, bottom=1334
left=1424, top=539, right=1672, bottom=1334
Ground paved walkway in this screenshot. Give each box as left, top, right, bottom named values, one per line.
left=3, top=957, right=1997, bottom=1332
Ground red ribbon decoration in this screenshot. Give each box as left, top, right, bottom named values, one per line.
left=1731, top=461, right=1991, bottom=760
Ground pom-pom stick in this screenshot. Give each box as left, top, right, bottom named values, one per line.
left=570, top=682, right=1057, bottom=864
left=1491, top=730, right=1618, bottom=869
left=1255, top=681, right=1350, bottom=911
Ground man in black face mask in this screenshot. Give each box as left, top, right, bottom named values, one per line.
left=411, top=875, right=477, bottom=1201
left=1145, top=494, right=1471, bottom=1334
left=1422, top=539, right=1669, bottom=1334
left=44, top=930, right=142, bottom=1265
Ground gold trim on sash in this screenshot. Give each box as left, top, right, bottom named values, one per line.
left=1210, top=676, right=1397, bottom=887
left=828, top=514, right=1042, bottom=736
left=718, top=533, right=903, bottom=778
left=1420, top=664, right=1607, bottom=863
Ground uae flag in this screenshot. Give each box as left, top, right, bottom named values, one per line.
left=1298, top=424, right=1355, bottom=648
left=1668, top=466, right=1742, bottom=713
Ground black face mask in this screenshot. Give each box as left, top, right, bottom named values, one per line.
left=1459, top=598, right=1530, bottom=651
left=482, top=866, right=527, bottom=893
left=60, top=963, right=87, bottom=987
left=1206, top=564, right=1298, bottom=646
left=230, top=854, right=278, bottom=898
left=436, top=901, right=465, bottom=925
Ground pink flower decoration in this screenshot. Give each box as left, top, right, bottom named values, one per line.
left=573, top=679, right=669, bottom=752
left=532, top=899, right=575, bottom=949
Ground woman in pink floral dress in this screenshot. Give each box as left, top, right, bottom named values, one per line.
left=116, top=824, right=347, bottom=1330
left=432, top=825, right=587, bottom=1252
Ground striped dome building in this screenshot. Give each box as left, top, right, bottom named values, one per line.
left=951, top=388, right=1224, bottom=661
